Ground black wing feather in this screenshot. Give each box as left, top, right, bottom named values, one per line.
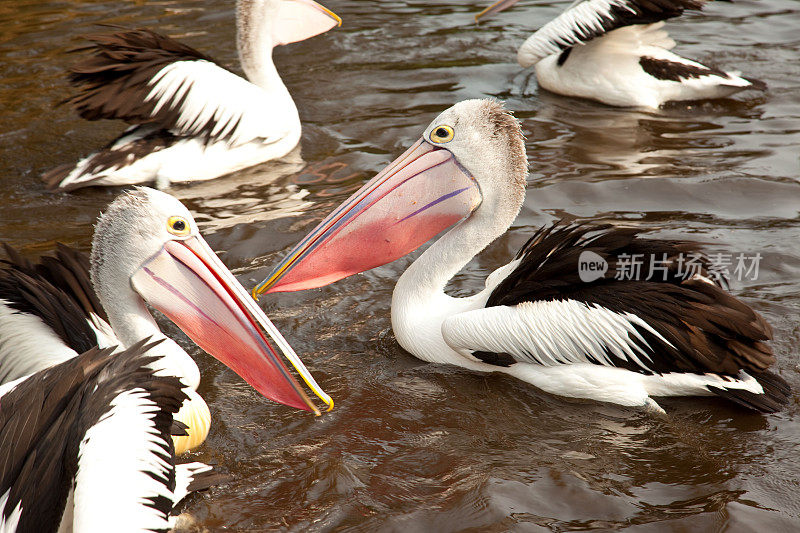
left=510, top=0, right=707, bottom=65
left=0, top=340, right=187, bottom=533
left=65, top=27, right=219, bottom=128
left=487, top=223, right=776, bottom=377
left=0, top=244, right=103, bottom=357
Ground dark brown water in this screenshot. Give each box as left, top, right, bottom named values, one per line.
left=2, top=0, right=800, bottom=530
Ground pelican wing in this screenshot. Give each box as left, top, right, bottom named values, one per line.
left=444, top=299, right=674, bottom=371
left=66, top=28, right=291, bottom=146
left=443, top=224, right=776, bottom=377
left=506, top=0, right=706, bottom=66
left=0, top=244, right=115, bottom=384
left=0, top=341, right=186, bottom=533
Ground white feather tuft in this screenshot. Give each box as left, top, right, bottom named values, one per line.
left=0, top=489, right=22, bottom=533
left=442, top=299, right=671, bottom=371
left=72, top=388, right=175, bottom=532
left=173, top=462, right=213, bottom=505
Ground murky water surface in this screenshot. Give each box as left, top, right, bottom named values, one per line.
left=2, top=0, right=800, bottom=530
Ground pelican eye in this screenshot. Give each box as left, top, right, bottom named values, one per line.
left=167, top=216, right=190, bottom=236
left=430, top=125, right=454, bottom=144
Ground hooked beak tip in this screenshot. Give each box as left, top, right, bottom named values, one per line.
left=324, top=6, right=342, bottom=27
left=307, top=396, right=333, bottom=417
left=251, top=284, right=262, bottom=302
left=251, top=277, right=275, bottom=301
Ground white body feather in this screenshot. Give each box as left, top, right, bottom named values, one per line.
left=533, top=23, right=755, bottom=108
left=0, top=378, right=213, bottom=533
left=0, top=298, right=200, bottom=393
left=55, top=60, right=300, bottom=190
left=395, top=257, right=764, bottom=410
left=503, top=0, right=763, bottom=108
left=442, top=299, right=673, bottom=369
left=72, top=389, right=177, bottom=533
left=0, top=301, right=77, bottom=384
left=516, top=0, right=639, bottom=66
left=172, top=462, right=213, bottom=506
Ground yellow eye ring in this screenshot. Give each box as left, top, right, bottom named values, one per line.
left=430, top=125, right=454, bottom=144
left=167, top=216, right=190, bottom=236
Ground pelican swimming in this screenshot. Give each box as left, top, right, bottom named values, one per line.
left=0, top=187, right=331, bottom=530
left=475, top=0, right=765, bottom=108
left=43, top=0, right=341, bottom=191
left=253, top=99, right=789, bottom=414
left=0, top=341, right=214, bottom=532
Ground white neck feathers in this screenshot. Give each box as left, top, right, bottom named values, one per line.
left=236, top=0, right=284, bottom=90
left=395, top=183, right=524, bottom=304
left=90, top=233, right=201, bottom=389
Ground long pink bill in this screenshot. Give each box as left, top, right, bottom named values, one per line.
left=131, top=235, right=332, bottom=414
left=253, top=139, right=482, bottom=296
left=475, top=0, right=522, bottom=22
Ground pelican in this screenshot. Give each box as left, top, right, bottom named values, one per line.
left=0, top=340, right=215, bottom=532
left=475, top=0, right=766, bottom=108
left=0, top=187, right=332, bottom=451
left=0, top=187, right=331, bottom=529
left=253, top=99, right=789, bottom=414
left=43, top=0, right=341, bottom=191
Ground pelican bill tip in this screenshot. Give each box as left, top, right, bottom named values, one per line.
left=251, top=284, right=262, bottom=301
left=475, top=7, right=491, bottom=22
left=251, top=274, right=280, bottom=300
left=325, top=7, right=343, bottom=27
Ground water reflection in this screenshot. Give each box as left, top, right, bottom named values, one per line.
left=1, top=0, right=799, bottom=530
left=175, top=146, right=309, bottom=231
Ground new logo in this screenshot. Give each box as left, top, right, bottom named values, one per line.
left=578, top=251, right=607, bottom=282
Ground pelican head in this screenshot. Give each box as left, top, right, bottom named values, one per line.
left=92, top=187, right=331, bottom=414
left=237, top=0, right=341, bottom=84
left=254, top=99, right=528, bottom=295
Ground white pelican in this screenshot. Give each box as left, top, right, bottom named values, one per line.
left=0, top=187, right=332, bottom=530
left=253, top=99, right=789, bottom=414
left=475, top=0, right=766, bottom=108
left=43, top=0, right=341, bottom=191
left=0, top=187, right=333, bottom=532
left=0, top=340, right=214, bottom=532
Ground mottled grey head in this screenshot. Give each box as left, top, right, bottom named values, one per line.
left=90, top=187, right=199, bottom=301
left=423, top=99, right=528, bottom=217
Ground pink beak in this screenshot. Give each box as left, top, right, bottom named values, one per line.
left=131, top=235, right=331, bottom=414
left=253, top=139, right=482, bottom=296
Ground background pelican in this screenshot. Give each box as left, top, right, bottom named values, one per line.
left=253, top=99, right=789, bottom=414
left=475, top=0, right=765, bottom=108
left=43, top=0, right=341, bottom=191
